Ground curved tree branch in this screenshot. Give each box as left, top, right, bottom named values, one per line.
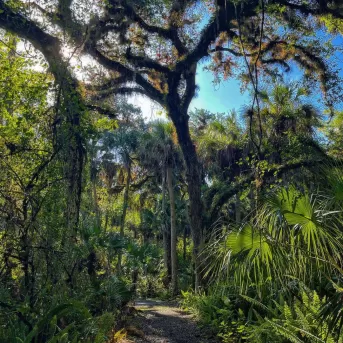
left=108, top=0, right=187, bottom=55
left=86, top=45, right=165, bottom=105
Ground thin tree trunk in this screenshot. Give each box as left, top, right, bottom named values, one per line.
left=183, top=225, right=187, bottom=261
left=104, top=210, right=109, bottom=233
left=161, top=168, right=172, bottom=283
left=117, top=164, right=131, bottom=274
left=235, top=194, right=241, bottom=224
left=0, top=24, right=82, bottom=234
left=131, top=219, right=139, bottom=293
left=167, top=166, right=177, bottom=295
left=92, top=180, right=101, bottom=228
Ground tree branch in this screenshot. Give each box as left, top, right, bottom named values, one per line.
left=175, top=0, right=260, bottom=72
left=86, top=105, right=118, bottom=119
left=278, top=0, right=343, bottom=20
left=182, top=64, right=196, bottom=112
left=126, top=47, right=171, bottom=73
left=0, top=1, right=60, bottom=61
left=207, top=158, right=333, bottom=221
left=108, top=0, right=187, bottom=55
left=86, top=45, right=165, bottom=105
left=208, top=46, right=245, bottom=57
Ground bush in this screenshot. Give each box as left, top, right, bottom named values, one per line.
left=181, top=288, right=343, bottom=343
left=181, top=290, right=247, bottom=342
left=246, top=290, right=343, bottom=343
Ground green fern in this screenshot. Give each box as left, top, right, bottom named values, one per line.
left=248, top=290, right=342, bottom=343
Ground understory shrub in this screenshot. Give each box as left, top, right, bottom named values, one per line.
left=0, top=276, right=132, bottom=342
left=182, top=289, right=343, bottom=343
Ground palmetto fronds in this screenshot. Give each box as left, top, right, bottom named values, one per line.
left=203, top=185, right=343, bottom=297
left=258, top=83, right=322, bottom=137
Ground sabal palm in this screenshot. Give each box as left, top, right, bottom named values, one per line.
left=204, top=183, right=343, bottom=298
left=194, top=111, right=243, bottom=180
left=242, top=83, right=322, bottom=166
left=324, top=110, right=343, bottom=158
left=259, top=83, right=321, bottom=139
left=138, top=120, right=180, bottom=294
left=139, top=120, right=176, bottom=172
left=100, top=124, right=142, bottom=272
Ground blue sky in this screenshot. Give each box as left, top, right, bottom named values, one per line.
left=190, top=36, right=343, bottom=117
left=134, top=33, right=343, bottom=121
left=190, top=67, right=248, bottom=114
left=135, top=67, right=250, bottom=120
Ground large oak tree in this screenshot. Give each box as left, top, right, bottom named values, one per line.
left=1, top=0, right=342, bottom=287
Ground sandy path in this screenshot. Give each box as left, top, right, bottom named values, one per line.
left=127, top=299, right=218, bottom=343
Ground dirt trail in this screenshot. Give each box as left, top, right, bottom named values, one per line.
left=127, top=299, right=218, bottom=343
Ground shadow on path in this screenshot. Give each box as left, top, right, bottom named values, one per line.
left=128, top=299, right=218, bottom=343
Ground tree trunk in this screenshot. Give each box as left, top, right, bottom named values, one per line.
left=92, top=180, right=101, bottom=228
left=161, top=169, right=171, bottom=284
left=167, top=166, right=178, bottom=295
left=131, top=219, right=139, bottom=294
left=117, top=164, right=131, bottom=274
left=183, top=225, right=187, bottom=261
left=104, top=210, right=109, bottom=232
left=235, top=194, right=241, bottom=224
left=168, top=108, right=203, bottom=291
left=0, top=2, right=85, bottom=235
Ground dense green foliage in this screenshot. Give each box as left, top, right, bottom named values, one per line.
left=1, top=0, right=343, bottom=342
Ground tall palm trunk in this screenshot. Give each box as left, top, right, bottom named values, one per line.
left=167, top=166, right=178, bottom=295
left=161, top=169, right=171, bottom=283
left=117, top=163, right=131, bottom=274
left=132, top=197, right=143, bottom=294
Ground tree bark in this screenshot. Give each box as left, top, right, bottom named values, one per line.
left=117, top=164, right=131, bottom=274
left=131, top=217, right=139, bottom=294
left=183, top=225, right=187, bottom=261
left=167, top=166, right=177, bottom=295
left=0, top=2, right=84, bottom=234
left=92, top=180, right=101, bottom=228
left=168, top=107, right=203, bottom=291
left=161, top=169, right=172, bottom=284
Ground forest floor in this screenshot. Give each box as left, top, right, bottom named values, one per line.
left=126, top=299, right=218, bottom=343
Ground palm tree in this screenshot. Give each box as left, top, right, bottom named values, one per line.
left=100, top=124, right=141, bottom=273
left=323, top=110, right=343, bottom=158
left=204, top=183, right=343, bottom=298
left=138, top=120, right=181, bottom=294
left=191, top=110, right=243, bottom=181
left=191, top=110, right=248, bottom=226
left=256, top=82, right=322, bottom=163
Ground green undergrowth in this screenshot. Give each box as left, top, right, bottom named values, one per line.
left=181, top=287, right=343, bottom=343
left=0, top=277, right=133, bottom=343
